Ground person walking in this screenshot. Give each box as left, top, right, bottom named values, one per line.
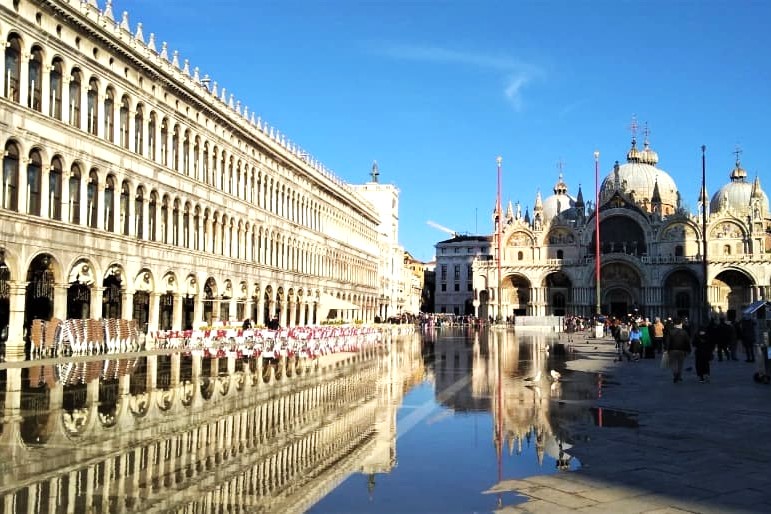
left=693, top=323, right=715, bottom=383
left=666, top=318, right=692, bottom=383
left=741, top=315, right=757, bottom=363
left=717, top=317, right=738, bottom=361
left=628, top=323, right=642, bottom=361
left=652, top=317, right=665, bottom=355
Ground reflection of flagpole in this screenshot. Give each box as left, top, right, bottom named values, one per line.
left=496, top=330, right=503, bottom=507
left=594, top=151, right=601, bottom=316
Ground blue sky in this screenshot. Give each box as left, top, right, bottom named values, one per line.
left=121, top=0, right=770, bottom=261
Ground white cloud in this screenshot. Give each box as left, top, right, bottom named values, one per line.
left=374, top=43, right=541, bottom=109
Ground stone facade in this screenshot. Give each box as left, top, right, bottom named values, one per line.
left=474, top=135, right=771, bottom=323
left=0, top=0, right=395, bottom=358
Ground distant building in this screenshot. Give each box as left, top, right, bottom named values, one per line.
left=402, top=251, right=424, bottom=315
left=473, top=129, right=771, bottom=323
left=434, top=235, right=492, bottom=315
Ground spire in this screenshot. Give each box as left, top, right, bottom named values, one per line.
left=730, top=145, right=747, bottom=181
left=652, top=177, right=662, bottom=205
left=751, top=175, right=763, bottom=199
left=506, top=200, right=514, bottom=220
left=524, top=207, right=531, bottom=224
left=640, top=122, right=659, bottom=165
left=534, top=190, right=543, bottom=212
left=553, top=172, right=568, bottom=195
left=575, top=184, right=585, bottom=208
left=370, top=161, right=379, bottom=182
left=626, top=115, right=642, bottom=163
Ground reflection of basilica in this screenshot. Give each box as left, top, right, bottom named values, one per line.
left=429, top=329, right=577, bottom=469
left=475, top=127, right=770, bottom=322
left=0, top=336, right=423, bottom=512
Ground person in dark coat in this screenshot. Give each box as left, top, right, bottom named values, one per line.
left=717, top=317, right=738, bottom=361
left=741, top=316, right=757, bottom=362
left=666, top=318, right=692, bottom=383
left=693, top=324, right=715, bottom=383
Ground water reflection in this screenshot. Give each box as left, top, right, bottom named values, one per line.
left=0, top=328, right=601, bottom=513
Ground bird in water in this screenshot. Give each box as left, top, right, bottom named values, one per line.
left=550, top=369, right=562, bottom=382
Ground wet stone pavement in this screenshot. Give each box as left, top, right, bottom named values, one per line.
left=488, top=334, right=771, bottom=514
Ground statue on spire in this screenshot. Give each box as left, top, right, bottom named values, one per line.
left=370, top=161, right=379, bottom=183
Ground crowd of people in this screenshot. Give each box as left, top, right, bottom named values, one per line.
left=608, top=314, right=761, bottom=383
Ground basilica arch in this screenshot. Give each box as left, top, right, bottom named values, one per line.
left=542, top=271, right=572, bottom=316
left=501, top=274, right=531, bottom=317
left=711, top=269, right=755, bottom=321
left=662, top=269, right=701, bottom=320
left=600, top=262, right=642, bottom=317
left=589, top=213, right=647, bottom=256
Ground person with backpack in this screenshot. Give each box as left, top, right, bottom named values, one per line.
left=666, top=318, right=692, bottom=383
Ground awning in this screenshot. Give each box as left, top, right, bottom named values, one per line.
left=320, top=292, right=360, bottom=311
left=743, top=301, right=770, bottom=316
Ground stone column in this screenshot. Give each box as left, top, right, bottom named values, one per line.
left=148, top=292, right=160, bottom=334
left=53, top=284, right=68, bottom=321
left=172, top=293, right=182, bottom=330
left=91, top=285, right=104, bottom=320
left=122, top=290, right=134, bottom=320
left=5, top=282, right=27, bottom=360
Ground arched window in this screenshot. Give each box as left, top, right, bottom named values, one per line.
left=68, top=69, right=81, bottom=128
left=556, top=249, right=564, bottom=260
left=723, top=244, right=731, bottom=255
left=27, top=46, right=43, bottom=111
left=147, top=112, right=156, bottom=160
left=172, top=199, right=180, bottom=246
left=86, top=170, right=98, bottom=228
left=160, top=118, right=169, bottom=165
left=2, top=141, right=19, bottom=211
left=183, top=203, right=190, bottom=248
left=49, top=58, right=63, bottom=119
left=134, top=187, right=144, bottom=239
left=103, top=87, right=115, bottom=142
left=148, top=192, right=157, bottom=241
left=182, top=130, right=190, bottom=175
left=160, top=196, right=169, bottom=244
left=134, top=104, right=144, bottom=154
left=172, top=125, right=180, bottom=171
left=87, top=78, right=98, bottom=135
left=120, top=181, right=130, bottom=235
left=69, top=164, right=81, bottom=224
left=27, top=150, right=42, bottom=216
left=49, top=157, right=63, bottom=220
left=193, top=206, right=200, bottom=251
left=202, top=142, right=209, bottom=184
left=119, top=95, right=129, bottom=149
left=104, top=175, right=115, bottom=231
left=4, top=35, right=21, bottom=102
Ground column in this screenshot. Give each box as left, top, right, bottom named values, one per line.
left=172, top=293, right=182, bottom=330
left=122, top=290, right=134, bottom=320
left=128, top=110, right=136, bottom=152
left=194, top=292, right=204, bottom=329
left=148, top=292, right=160, bottom=334
left=141, top=196, right=150, bottom=241
left=40, top=66, right=50, bottom=115
left=18, top=54, right=30, bottom=107
left=53, top=284, right=67, bottom=321
left=91, top=285, right=104, bottom=319
left=6, top=282, right=27, bottom=360
left=79, top=85, right=88, bottom=130
left=96, top=184, right=105, bottom=230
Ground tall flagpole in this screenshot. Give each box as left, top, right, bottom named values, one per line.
left=496, top=156, right=503, bottom=323
left=594, top=151, right=601, bottom=316
left=701, top=145, right=708, bottom=324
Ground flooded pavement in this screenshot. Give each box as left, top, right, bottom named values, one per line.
left=0, top=327, right=610, bottom=513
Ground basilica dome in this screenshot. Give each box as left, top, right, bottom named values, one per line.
left=599, top=138, right=678, bottom=212
left=542, top=174, right=576, bottom=221
left=710, top=160, right=769, bottom=217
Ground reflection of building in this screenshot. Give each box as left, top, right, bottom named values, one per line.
left=0, top=0, right=405, bottom=360
left=435, top=236, right=492, bottom=315
left=403, top=251, right=426, bottom=315
left=0, top=337, right=424, bottom=512
left=475, top=128, right=771, bottom=322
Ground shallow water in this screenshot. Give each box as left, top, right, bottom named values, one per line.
left=0, top=327, right=602, bottom=513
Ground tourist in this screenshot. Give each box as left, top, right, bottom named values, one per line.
left=627, top=323, right=642, bottom=361
left=652, top=317, right=665, bottom=355
left=741, top=315, right=757, bottom=362
left=717, top=317, right=737, bottom=361
left=640, top=318, right=654, bottom=359
left=666, top=318, right=692, bottom=383
left=692, top=323, right=714, bottom=383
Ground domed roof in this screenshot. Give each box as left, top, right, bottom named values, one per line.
left=599, top=138, right=678, bottom=210
left=542, top=173, right=576, bottom=220
left=710, top=159, right=769, bottom=216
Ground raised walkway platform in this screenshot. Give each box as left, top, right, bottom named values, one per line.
left=489, top=335, right=771, bottom=513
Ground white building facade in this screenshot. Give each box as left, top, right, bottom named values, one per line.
left=0, top=0, right=390, bottom=358
left=474, top=133, right=771, bottom=324
left=434, top=235, right=492, bottom=315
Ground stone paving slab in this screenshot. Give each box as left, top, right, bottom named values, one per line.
left=492, top=336, right=771, bottom=513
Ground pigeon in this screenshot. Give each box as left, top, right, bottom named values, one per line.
left=550, top=369, right=562, bottom=382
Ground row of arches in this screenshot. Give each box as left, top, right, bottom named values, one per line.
left=0, top=139, right=377, bottom=287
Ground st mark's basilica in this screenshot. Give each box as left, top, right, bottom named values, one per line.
left=473, top=129, right=770, bottom=324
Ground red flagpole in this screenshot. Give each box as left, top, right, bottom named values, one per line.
left=594, top=151, right=601, bottom=316
left=496, top=156, right=502, bottom=323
